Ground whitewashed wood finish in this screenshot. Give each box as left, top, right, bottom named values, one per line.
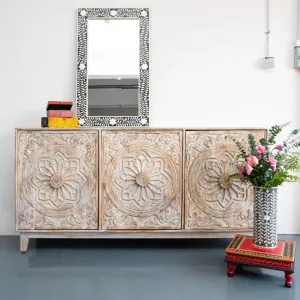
left=185, top=129, right=267, bottom=230
left=15, top=128, right=269, bottom=252
left=16, top=130, right=98, bottom=230
left=21, top=230, right=246, bottom=241
left=101, top=130, right=183, bottom=230
left=20, top=235, right=29, bottom=252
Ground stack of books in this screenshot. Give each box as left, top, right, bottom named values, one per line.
left=41, top=101, right=78, bottom=128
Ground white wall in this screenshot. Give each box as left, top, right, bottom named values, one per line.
left=0, top=0, right=299, bottom=235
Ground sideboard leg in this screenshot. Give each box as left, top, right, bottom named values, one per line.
left=20, top=235, right=29, bottom=253
left=285, top=272, right=293, bottom=288
left=227, top=262, right=235, bottom=277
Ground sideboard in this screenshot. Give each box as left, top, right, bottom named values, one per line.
left=15, top=128, right=266, bottom=252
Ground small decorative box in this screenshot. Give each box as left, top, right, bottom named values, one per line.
left=48, top=117, right=78, bottom=128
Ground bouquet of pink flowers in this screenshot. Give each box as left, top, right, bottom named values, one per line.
left=227, top=123, right=300, bottom=188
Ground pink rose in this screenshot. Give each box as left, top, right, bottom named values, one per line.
left=269, top=157, right=277, bottom=171
left=256, top=145, right=265, bottom=155
left=246, top=163, right=253, bottom=175
left=237, top=165, right=245, bottom=177
left=247, top=155, right=259, bottom=166
left=274, top=144, right=283, bottom=151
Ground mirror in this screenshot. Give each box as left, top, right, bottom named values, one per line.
left=77, top=8, right=149, bottom=127
left=88, top=19, right=139, bottom=117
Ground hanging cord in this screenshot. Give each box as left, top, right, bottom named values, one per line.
left=265, top=0, right=270, bottom=58
left=297, top=0, right=300, bottom=41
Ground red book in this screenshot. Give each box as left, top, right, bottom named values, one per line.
left=47, top=101, right=73, bottom=110
left=47, top=110, right=74, bottom=117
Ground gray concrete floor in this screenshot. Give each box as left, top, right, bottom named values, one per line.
left=0, top=235, right=299, bottom=300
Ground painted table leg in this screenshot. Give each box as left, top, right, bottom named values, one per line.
left=20, top=235, right=29, bottom=253
left=285, top=272, right=293, bottom=288
left=227, top=262, right=235, bottom=277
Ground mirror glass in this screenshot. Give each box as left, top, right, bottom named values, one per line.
left=87, top=19, right=140, bottom=117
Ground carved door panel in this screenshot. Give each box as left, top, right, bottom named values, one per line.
left=16, top=130, right=98, bottom=230
left=102, top=130, right=182, bottom=230
left=185, top=129, right=267, bottom=230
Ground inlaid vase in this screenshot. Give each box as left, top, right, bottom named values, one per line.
left=253, top=187, right=278, bottom=248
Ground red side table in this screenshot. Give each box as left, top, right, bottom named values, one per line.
left=225, top=234, right=296, bottom=287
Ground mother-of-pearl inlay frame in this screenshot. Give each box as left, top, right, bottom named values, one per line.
left=76, top=8, right=149, bottom=127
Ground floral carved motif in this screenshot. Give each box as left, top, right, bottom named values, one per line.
left=185, top=130, right=267, bottom=230
left=17, top=131, right=98, bottom=230
left=102, top=131, right=182, bottom=229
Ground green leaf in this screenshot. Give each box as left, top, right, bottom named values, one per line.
left=251, top=178, right=258, bottom=186
left=286, top=141, right=300, bottom=151
left=259, top=138, right=268, bottom=146
left=268, top=122, right=291, bottom=145
left=283, top=152, right=300, bottom=172
left=248, top=134, right=257, bottom=155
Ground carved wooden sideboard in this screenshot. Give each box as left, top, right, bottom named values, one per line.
left=15, top=128, right=266, bottom=252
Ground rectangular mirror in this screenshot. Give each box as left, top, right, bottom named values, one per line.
left=77, top=8, right=149, bottom=127
left=88, top=19, right=139, bottom=117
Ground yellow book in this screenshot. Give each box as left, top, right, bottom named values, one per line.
left=48, top=117, right=78, bottom=128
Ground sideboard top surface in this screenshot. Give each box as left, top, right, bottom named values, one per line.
left=15, top=127, right=267, bottom=131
